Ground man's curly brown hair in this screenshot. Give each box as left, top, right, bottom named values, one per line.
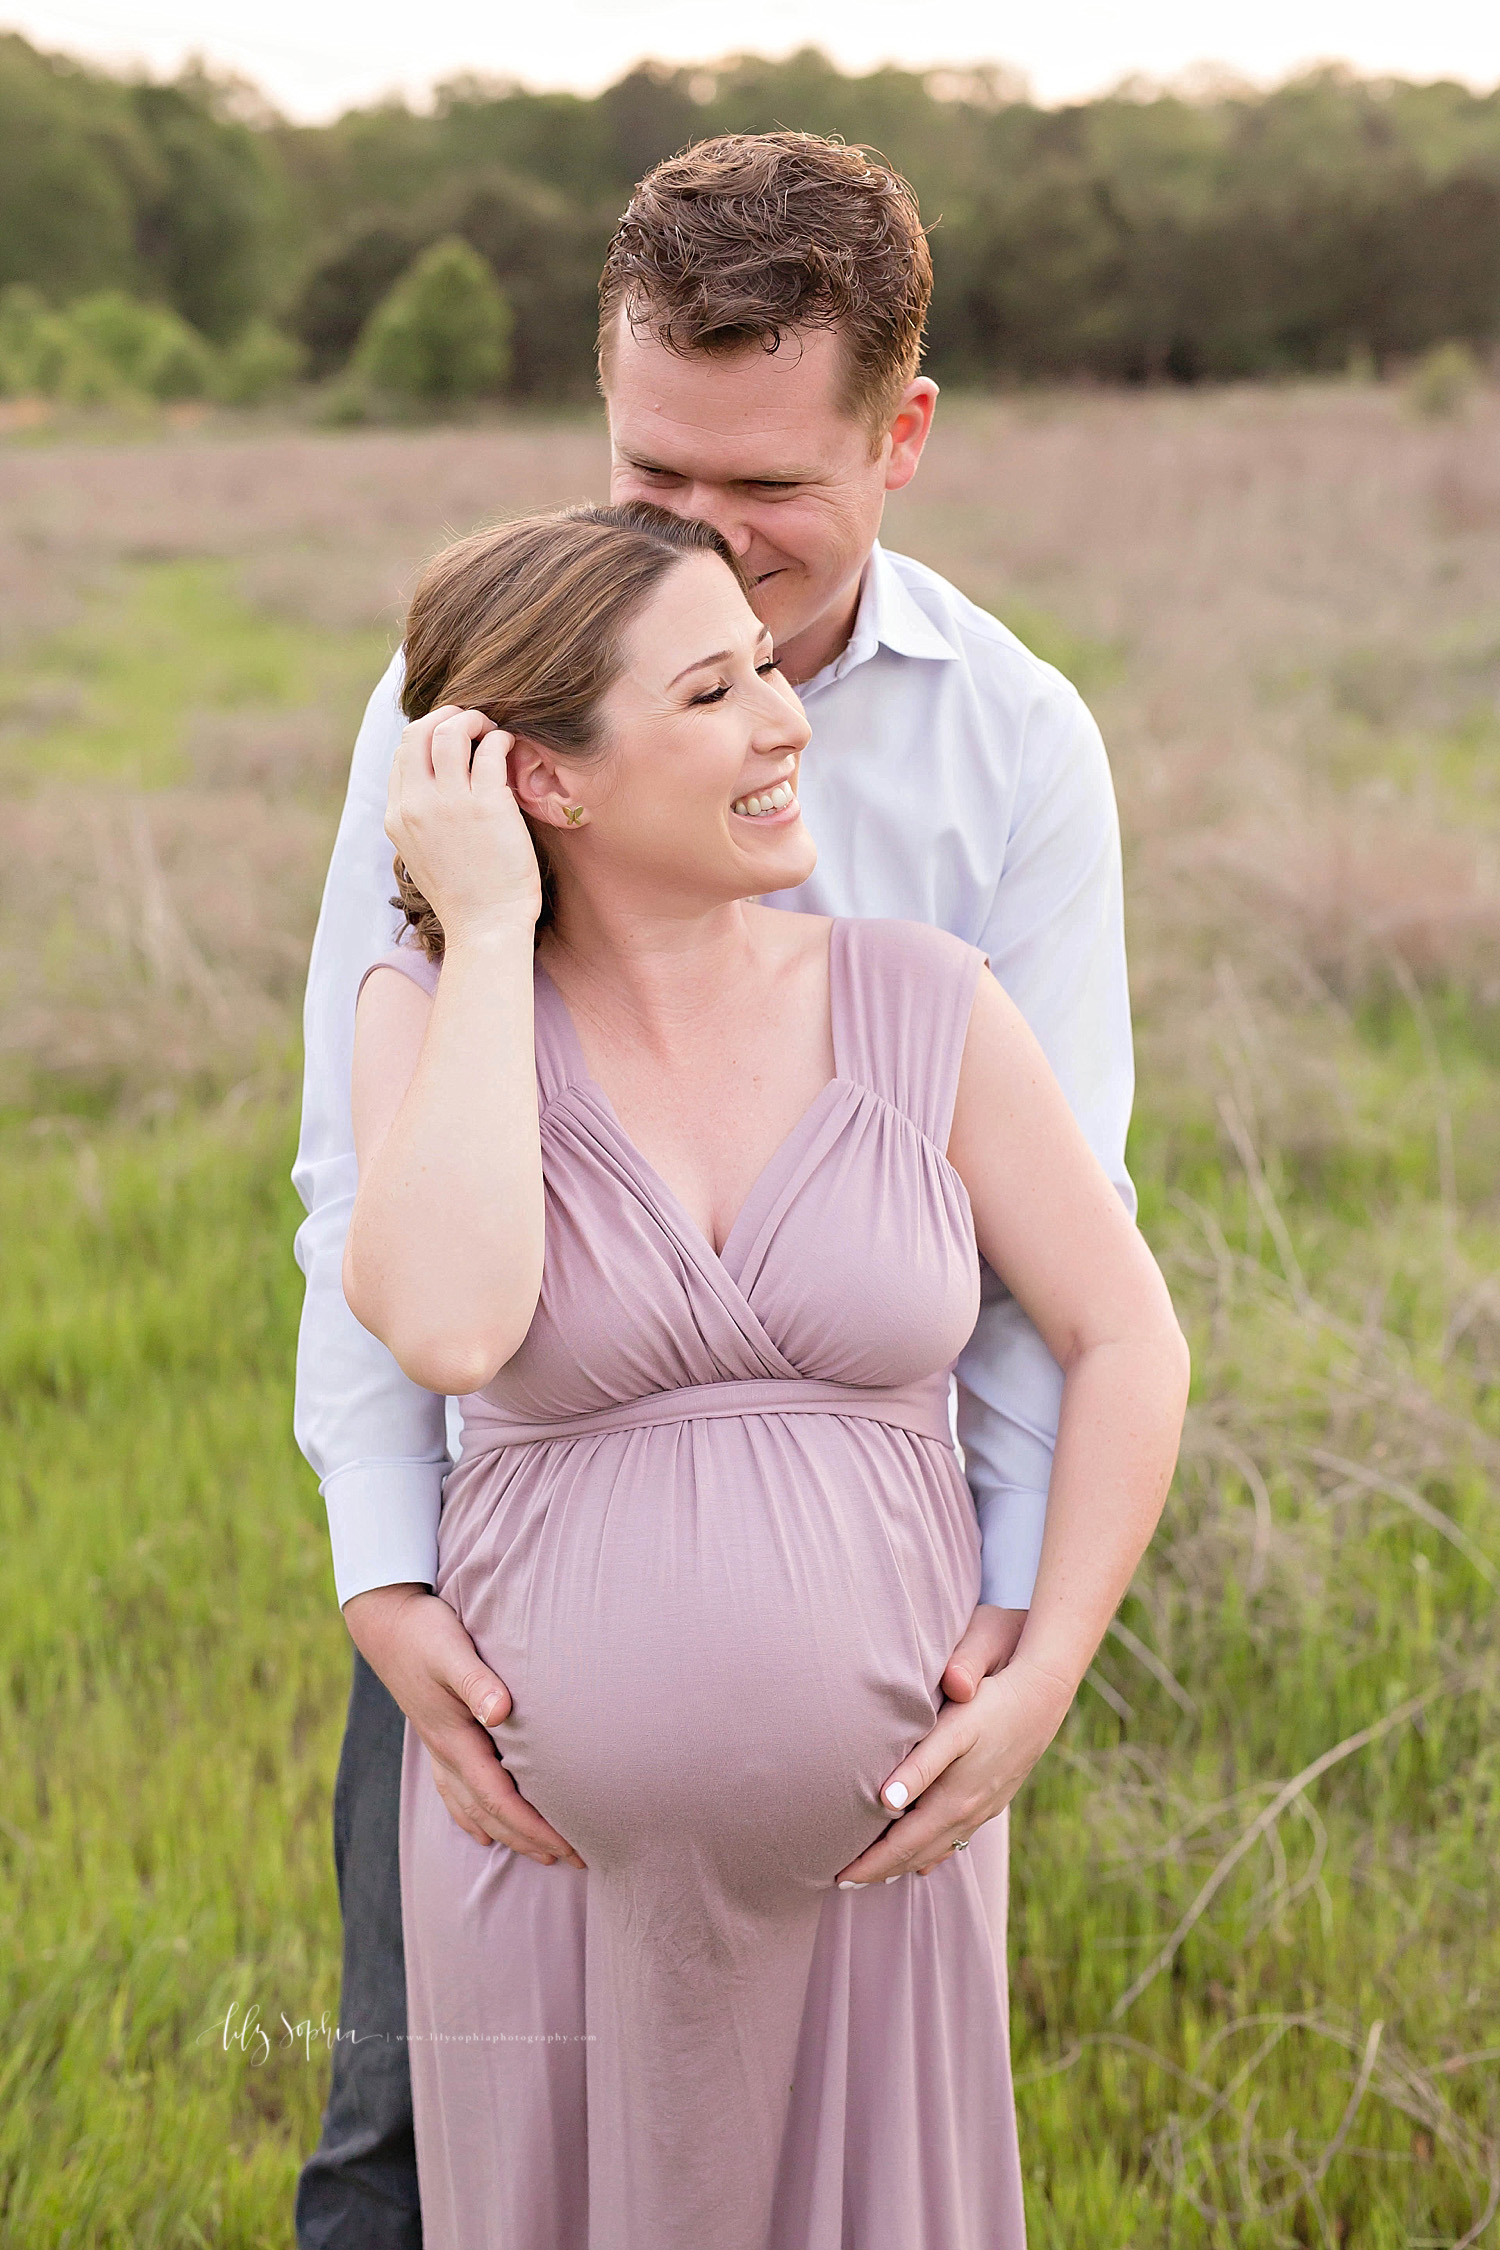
left=597, top=131, right=933, bottom=440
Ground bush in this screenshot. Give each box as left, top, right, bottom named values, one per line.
left=1405, top=339, right=1483, bottom=420
left=66, top=290, right=216, bottom=399
left=0, top=285, right=303, bottom=408
left=212, top=318, right=304, bottom=405
left=288, top=219, right=425, bottom=379
left=439, top=171, right=610, bottom=400
left=310, top=377, right=375, bottom=427
left=353, top=236, right=513, bottom=404
left=0, top=284, right=64, bottom=393
left=289, top=180, right=607, bottom=400
left=0, top=283, right=120, bottom=401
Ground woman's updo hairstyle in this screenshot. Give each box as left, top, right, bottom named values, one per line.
left=395, top=502, right=753, bottom=954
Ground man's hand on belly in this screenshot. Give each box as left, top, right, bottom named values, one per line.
left=940, top=1603, right=1028, bottom=1702
left=832, top=1602, right=1044, bottom=1889
left=343, top=1584, right=588, bottom=1868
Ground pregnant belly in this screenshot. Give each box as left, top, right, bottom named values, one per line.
left=437, top=1411, right=981, bottom=1907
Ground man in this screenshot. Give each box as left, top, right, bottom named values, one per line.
left=292, top=132, right=1134, bottom=2245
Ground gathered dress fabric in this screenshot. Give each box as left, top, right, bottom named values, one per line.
left=378, top=915, right=1028, bottom=2250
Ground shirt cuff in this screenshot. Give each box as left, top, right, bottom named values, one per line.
left=322, top=1461, right=445, bottom=1608
left=974, top=1484, right=1049, bottom=1610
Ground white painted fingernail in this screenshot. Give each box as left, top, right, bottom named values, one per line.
left=883, top=1782, right=909, bottom=1810
left=838, top=1880, right=864, bottom=1890
left=885, top=1873, right=903, bottom=1883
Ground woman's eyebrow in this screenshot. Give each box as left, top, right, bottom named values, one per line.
left=668, top=629, right=773, bottom=690
left=668, top=649, right=732, bottom=687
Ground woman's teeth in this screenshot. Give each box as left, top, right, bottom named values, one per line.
left=732, top=780, right=795, bottom=818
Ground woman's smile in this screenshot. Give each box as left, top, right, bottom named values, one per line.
left=730, top=779, right=798, bottom=821
left=730, top=766, right=800, bottom=823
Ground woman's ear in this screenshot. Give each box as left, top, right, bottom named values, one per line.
left=506, top=735, right=589, bottom=829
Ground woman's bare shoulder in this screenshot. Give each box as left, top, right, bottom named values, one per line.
left=359, top=941, right=441, bottom=1007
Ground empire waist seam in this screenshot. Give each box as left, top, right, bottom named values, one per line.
left=454, top=1374, right=957, bottom=1456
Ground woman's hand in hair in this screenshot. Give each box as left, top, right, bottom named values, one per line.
left=386, top=704, right=543, bottom=947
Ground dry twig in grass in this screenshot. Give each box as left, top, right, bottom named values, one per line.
left=1110, top=1671, right=1483, bottom=2022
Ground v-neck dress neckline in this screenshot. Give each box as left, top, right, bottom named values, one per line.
left=531, top=918, right=851, bottom=1284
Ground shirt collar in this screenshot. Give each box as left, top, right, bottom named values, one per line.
left=799, top=541, right=959, bottom=694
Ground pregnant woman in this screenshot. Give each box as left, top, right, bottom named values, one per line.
left=343, top=502, right=1189, bottom=2249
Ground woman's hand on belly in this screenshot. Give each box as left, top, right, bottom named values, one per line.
left=831, top=1656, right=1073, bottom=1887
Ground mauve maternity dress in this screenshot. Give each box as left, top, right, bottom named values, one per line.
left=366, top=916, right=1028, bottom=2250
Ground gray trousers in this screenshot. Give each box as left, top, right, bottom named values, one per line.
left=296, top=1650, right=422, bottom=2248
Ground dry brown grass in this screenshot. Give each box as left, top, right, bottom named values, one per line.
left=6, top=385, right=1500, bottom=1116
left=890, top=384, right=1500, bottom=998
left=1, top=422, right=612, bottom=1105
left=0, top=421, right=611, bottom=649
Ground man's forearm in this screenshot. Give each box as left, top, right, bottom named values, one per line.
left=294, top=1191, right=451, bottom=1604
left=955, top=1281, right=1063, bottom=1610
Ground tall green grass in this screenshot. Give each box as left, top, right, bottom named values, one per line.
left=0, top=555, right=384, bottom=794
left=3, top=397, right=1497, bottom=2244
left=4, top=1028, right=1494, bottom=2243
left=1, top=1105, right=348, bottom=2243
left=1019, top=1173, right=1500, bottom=2245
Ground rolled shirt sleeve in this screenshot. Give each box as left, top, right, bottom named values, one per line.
left=291, top=651, right=453, bottom=1608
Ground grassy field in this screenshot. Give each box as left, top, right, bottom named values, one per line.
left=3, top=387, right=1498, bottom=2246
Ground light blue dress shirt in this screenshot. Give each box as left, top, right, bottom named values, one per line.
left=292, top=541, right=1135, bottom=1609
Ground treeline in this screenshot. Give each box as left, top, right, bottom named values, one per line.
left=4, top=31, right=1500, bottom=399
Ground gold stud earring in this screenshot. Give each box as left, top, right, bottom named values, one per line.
left=563, top=804, right=585, bottom=826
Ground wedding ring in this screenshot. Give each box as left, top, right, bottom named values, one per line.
left=953, top=1838, right=969, bottom=1851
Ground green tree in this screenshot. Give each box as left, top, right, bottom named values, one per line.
left=289, top=175, right=606, bottom=397
left=0, top=37, right=285, bottom=340
left=130, top=71, right=286, bottom=341
left=9, top=30, right=1500, bottom=399
left=0, top=35, right=157, bottom=300
left=289, top=218, right=426, bottom=377
left=353, top=235, right=513, bottom=401
left=434, top=170, right=609, bottom=397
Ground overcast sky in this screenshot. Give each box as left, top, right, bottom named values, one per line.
left=7, top=0, right=1500, bottom=119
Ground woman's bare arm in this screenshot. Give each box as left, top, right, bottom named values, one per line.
left=946, top=966, right=1191, bottom=1705
left=337, top=705, right=585, bottom=1872
left=833, top=964, right=1188, bottom=1887
left=343, top=707, right=546, bottom=1395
